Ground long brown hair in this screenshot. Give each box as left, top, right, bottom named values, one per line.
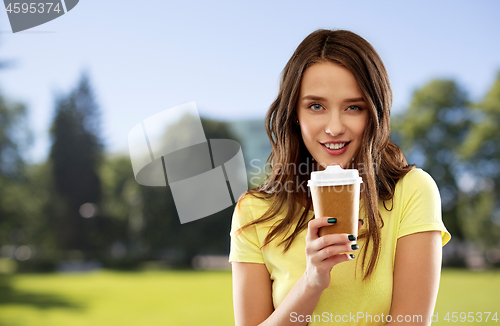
left=240, top=29, right=414, bottom=279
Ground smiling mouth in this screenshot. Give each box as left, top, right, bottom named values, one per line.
left=322, top=142, right=350, bottom=150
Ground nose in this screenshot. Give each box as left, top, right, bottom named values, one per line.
left=324, top=110, right=345, bottom=136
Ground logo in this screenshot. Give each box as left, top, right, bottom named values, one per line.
left=128, top=102, right=248, bottom=224
left=4, top=0, right=79, bottom=33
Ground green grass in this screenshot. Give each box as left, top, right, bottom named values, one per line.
left=433, top=269, right=500, bottom=325
left=0, top=270, right=234, bottom=326
left=0, top=268, right=498, bottom=326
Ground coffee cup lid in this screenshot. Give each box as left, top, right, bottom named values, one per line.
left=307, top=165, right=363, bottom=187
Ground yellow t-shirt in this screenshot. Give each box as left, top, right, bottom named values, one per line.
left=229, top=168, right=451, bottom=325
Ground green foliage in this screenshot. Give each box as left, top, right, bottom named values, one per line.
left=458, top=191, right=500, bottom=249
left=0, top=90, right=60, bottom=273
left=100, top=156, right=137, bottom=223
left=393, top=74, right=500, bottom=251
left=0, top=93, right=30, bottom=179
left=0, top=163, right=56, bottom=250
left=48, top=72, right=104, bottom=256
left=393, top=80, right=470, bottom=240
left=456, top=71, right=500, bottom=249
left=0, top=92, right=40, bottom=252
left=395, top=80, right=469, bottom=164
left=460, top=71, right=500, bottom=160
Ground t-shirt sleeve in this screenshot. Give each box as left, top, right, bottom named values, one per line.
left=229, top=196, right=265, bottom=264
left=398, top=169, right=451, bottom=246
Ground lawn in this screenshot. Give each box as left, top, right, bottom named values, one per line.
left=0, top=268, right=498, bottom=325
left=433, top=269, right=500, bottom=325
left=0, top=270, right=234, bottom=326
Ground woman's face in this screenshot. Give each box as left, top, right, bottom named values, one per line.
left=297, top=61, right=368, bottom=169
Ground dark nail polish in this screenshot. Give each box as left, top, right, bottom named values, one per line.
left=349, top=254, right=355, bottom=259
left=351, top=244, right=359, bottom=250
left=327, top=218, right=337, bottom=223
left=348, top=235, right=356, bottom=241
left=359, top=219, right=364, bottom=226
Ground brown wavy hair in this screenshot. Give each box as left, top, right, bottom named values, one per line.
left=240, top=29, right=414, bottom=279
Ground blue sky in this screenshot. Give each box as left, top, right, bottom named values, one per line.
left=1, top=0, right=499, bottom=163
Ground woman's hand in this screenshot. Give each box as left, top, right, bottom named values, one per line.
left=304, top=216, right=360, bottom=291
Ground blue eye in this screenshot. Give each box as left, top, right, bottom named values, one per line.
left=310, top=104, right=323, bottom=111
left=347, top=105, right=361, bottom=111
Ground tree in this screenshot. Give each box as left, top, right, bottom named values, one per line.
left=0, top=88, right=58, bottom=273
left=99, top=155, right=139, bottom=265
left=0, top=92, right=29, bottom=180
left=49, top=72, right=103, bottom=257
left=0, top=47, right=57, bottom=271
left=458, top=71, right=500, bottom=251
left=392, top=80, right=471, bottom=241
left=0, top=92, right=31, bottom=246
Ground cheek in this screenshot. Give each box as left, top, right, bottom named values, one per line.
left=299, top=120, right=320, bottom=144
left=353, top=115, right=368, bottom=139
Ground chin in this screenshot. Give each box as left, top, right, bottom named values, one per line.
left=318, top=160, right=348, bottom=169
left=326, top=156, right=350, bottom=167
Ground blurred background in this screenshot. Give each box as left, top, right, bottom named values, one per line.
left=0, top=1, right=499, bottom=325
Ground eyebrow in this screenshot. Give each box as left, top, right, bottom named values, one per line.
left=300, top=95, right=366, bottom=103
left=344, top=97, right=365, bottom=103
left=301, top=95, right=327, bottom=101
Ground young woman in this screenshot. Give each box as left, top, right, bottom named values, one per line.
left=230, top=29, right=450, bottom=326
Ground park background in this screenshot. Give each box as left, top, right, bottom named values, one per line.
left=1, top=0, right=500, bottom=325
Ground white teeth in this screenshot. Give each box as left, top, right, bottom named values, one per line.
left=324, top=142, right=346, bottom=150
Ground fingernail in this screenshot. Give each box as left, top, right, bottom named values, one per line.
left=359, top=219, right=364, bottom=226
left=349, top=254, right=355, bottom=259
left=327, top=218, right=337, bottom=223
left=351, top=244, right=359, bottom=250
left=348, top=235, right=356, bottom=241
